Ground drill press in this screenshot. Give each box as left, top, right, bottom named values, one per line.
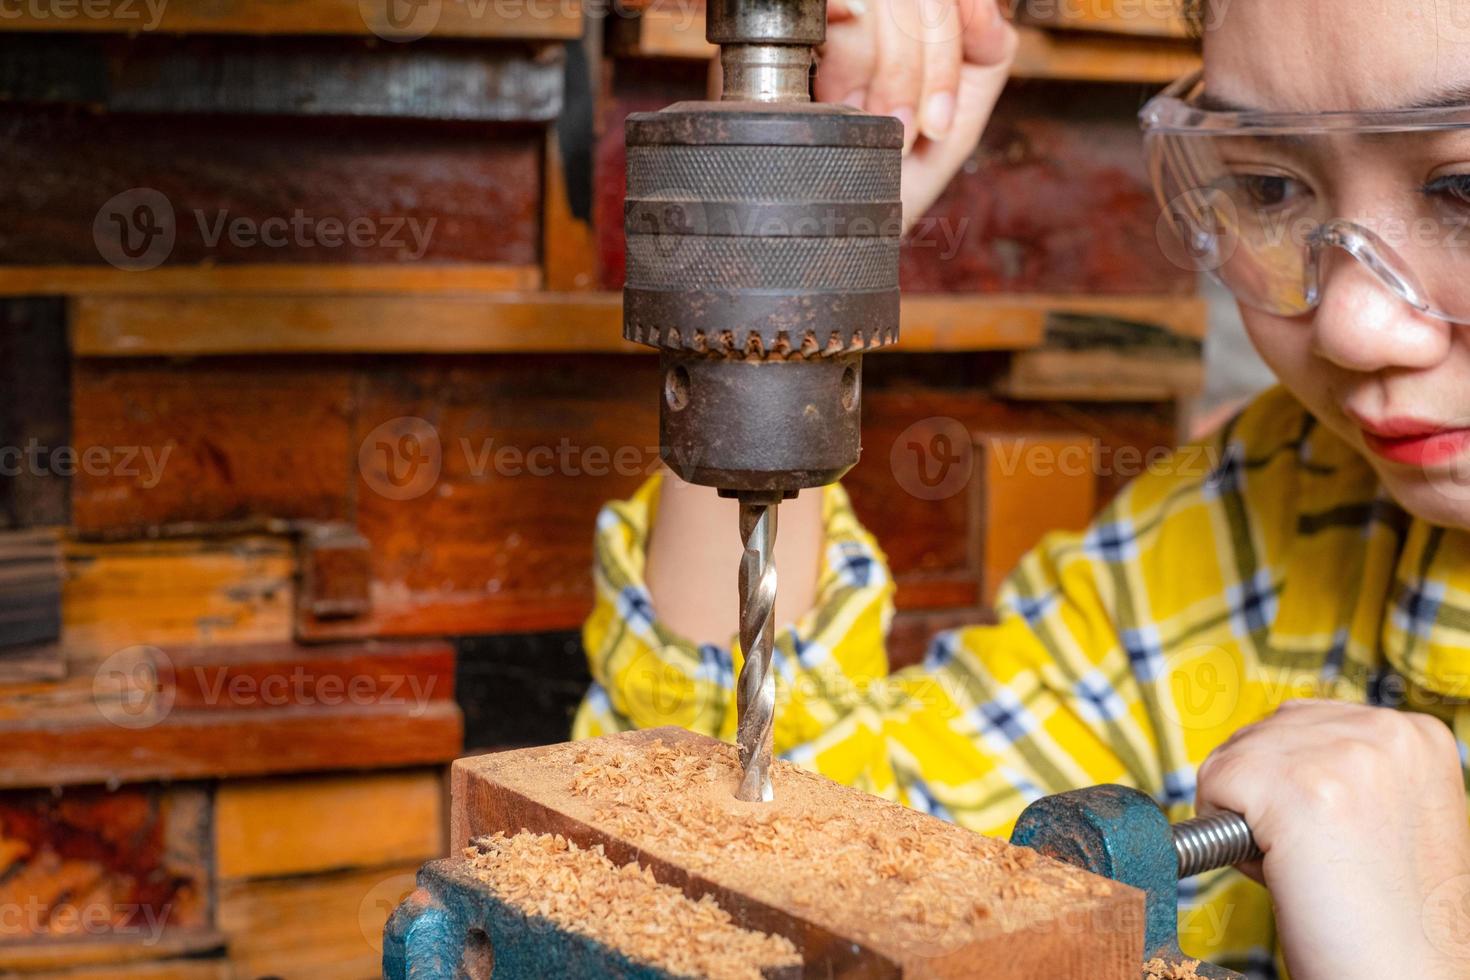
left=623, top=0, right=904, bottom=802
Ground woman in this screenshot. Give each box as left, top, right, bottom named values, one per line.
left=576, top=2, right=1470, bottom=976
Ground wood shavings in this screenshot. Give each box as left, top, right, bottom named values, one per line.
left=557, top=737, right=1114, bottom=954
left=1143, top=957, right=1206, bottom=979
left=464, top=831, right=800, bottom=980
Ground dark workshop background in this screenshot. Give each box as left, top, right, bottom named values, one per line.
left=0, top=3, right=1240, bottom=977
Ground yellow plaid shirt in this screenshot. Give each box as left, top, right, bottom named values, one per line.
left=573, top=385, right=1470, bottom=977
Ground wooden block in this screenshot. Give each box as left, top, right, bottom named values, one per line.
left=980, top=434, right=1099, bottom=605
left=330, top=357, right=662, bottom=639
left=888, top=607, right=994, bottom=671
left=215, top=770, right=444, bottom=880
left=16, top=958, right=231, bottom=980
left=0, top=785, right=211, bottom=952
left=0, top=0, right=582, bottom=39
left=61, top=537, right=295, bottom=662
left=71, top=362, right=355, bottom=535
left=0, top=109, right=539, bottom=267
left=218, top=861, right=424, bottom=980
left=898, top=80, right=1196, bottom=296
left=0, top=934, right=226, bottom=975
left=998, top=312, right=1205, bottom=402
left=298, top=524, right=373, bottom=624
left=451, top=729, right=1145, bottom=977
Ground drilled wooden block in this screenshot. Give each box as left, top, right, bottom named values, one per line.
left=450, top=728, right=1146, bottom=978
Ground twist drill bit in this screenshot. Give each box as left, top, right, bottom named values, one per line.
left=735, top=498, right=778, bottom=802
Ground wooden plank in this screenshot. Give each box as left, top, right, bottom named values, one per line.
left=215, top=770, right=444, bottom=880
left=0, top=298, right=69, bottom=529
left=1000, top=347, right=1204, bottom=400
left=0, top=702, right=462, bottom=788
left=1012, top=24, right=1199, bottom=82
left=1013, top=0, right=1192, bottom=38
left=0, top=0, right=582, bottom=39
left=70, top=361, right=355, bottom=536
left=979, top=433, right=1098, bottom=605
left=0, top=263, right=540, bottom=298
left=60, top=537, right=295, bottom=664
left=64, top=292, right=1192, bottom=357
left=0, top=934, right=226, bottom=974
left=16, top=958, right=231, bottom=980
left=298, top=524, right=373, bottom=625
left=0, top=36, right=564, bottom=120
left=0, top=109, right=540, bottom=267
left=451, top=728, right=1144, bottom=977
left=218, top=861, right=424, bottom=980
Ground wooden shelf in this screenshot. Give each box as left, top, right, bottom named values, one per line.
left=64, top=288, right=1203, bottom=356
left=0, top=0, right=582, bottom=39
left=0, top=263, right=541, bottom=297
left=614, top=8, right=1198, bottom=84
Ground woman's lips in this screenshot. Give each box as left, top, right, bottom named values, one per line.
left=1355, top=416, right=1470, bottom=467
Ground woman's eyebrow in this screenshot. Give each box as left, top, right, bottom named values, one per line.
left=1195, top=86, right=1470, bottom=113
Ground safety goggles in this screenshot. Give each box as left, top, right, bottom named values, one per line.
left=1141, top=70, right=1470, bottom=324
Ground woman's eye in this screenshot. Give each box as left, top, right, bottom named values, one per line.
left=1426, top=173, right=1470, bottom=206
left=1228, top=173, right=1304, bottom=209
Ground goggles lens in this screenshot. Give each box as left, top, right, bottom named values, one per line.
left=1146, top=110, right=1470, bottom=324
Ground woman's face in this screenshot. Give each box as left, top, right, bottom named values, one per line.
left=1204, top=2, right=1470, bottom=526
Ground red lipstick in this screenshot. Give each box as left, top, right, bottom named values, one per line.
left=1354, top=415, right=1470, bottom=468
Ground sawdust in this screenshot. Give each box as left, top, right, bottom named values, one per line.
left=464, top=831, right=801, bottom=980
left=561, top=737, right=1119, bottom=955
left=1143, top=956, right=1206, bottom=979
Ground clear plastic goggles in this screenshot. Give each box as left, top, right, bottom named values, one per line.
left=1141, top=71, right=1470, bottom=324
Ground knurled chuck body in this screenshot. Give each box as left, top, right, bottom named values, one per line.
left=622, top=71, right=903, bottom=496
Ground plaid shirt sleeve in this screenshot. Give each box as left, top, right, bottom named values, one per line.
left=573, top=409, right=1253, bottom=837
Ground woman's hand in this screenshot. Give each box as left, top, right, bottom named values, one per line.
left=817, top=0, right=1017, bottom=227
left=1196, top=700, right=1470, bottom=980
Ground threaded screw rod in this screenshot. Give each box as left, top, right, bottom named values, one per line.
left=735, top=499, right=778, bottom=803
left=1172, top=810, right=1261, bottom=878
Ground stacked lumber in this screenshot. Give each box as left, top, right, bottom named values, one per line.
left=0, top=0, right=1207, bottom=975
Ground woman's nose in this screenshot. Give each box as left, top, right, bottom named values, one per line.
left=1310, top=251, right=1451, bottom=373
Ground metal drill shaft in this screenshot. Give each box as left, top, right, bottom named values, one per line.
left=1172, top=810, right=1261, bottom=878
left=735, top=500, right=778, bottom=802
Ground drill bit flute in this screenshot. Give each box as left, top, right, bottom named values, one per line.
left=622, top=0, right=903, bottom=802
